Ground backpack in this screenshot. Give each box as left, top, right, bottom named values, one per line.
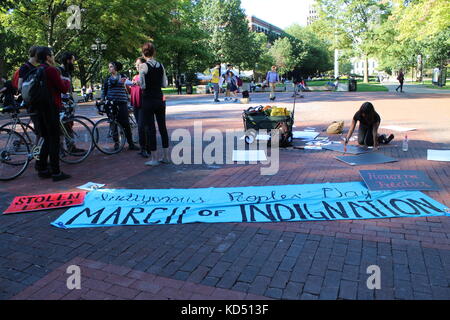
left=12, top=68, right=20, bottom=90
left=236, top=76, right=243, bottom=87
left=326, top=121, right=344, bottom=134
left=21, top=66, right=50, bottom=106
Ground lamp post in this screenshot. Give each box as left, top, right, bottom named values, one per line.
left=91, top=38, right=107, bottom=87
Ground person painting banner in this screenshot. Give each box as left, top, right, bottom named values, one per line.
left=344, top=102, right=395, bottom=152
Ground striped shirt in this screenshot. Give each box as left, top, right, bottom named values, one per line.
left=102, top=75, right=129, bottom=102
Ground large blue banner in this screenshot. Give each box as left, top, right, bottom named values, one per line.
left=51, top=182, right=449, bottom=229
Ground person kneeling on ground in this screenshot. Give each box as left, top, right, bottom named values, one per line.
left=344, top=102, right=394, bottom=150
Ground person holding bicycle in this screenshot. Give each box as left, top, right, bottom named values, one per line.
left=34, top=46, right=71, bottom=181
left=102, top=61, right=138, bottom=151
left=58, top=52, right=86, bottom=154
left=139, top=42, right=170, bottom=165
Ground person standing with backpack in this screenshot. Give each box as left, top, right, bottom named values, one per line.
left=32, top=47, right=71, bottom=181
left=16, top=46, right=40, bottom=93
left=138, top=42, right=170, bottom=166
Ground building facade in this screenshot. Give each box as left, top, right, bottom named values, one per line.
left=247, top=16, right=284, bottom=37
left=307, top=0, right=318, bottom=25
left=350, top=58, right=380, bottom=76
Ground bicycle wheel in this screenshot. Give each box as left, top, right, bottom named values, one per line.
left=0, top=121, right=37, bottom=147
left=128, top=113, right=139, bottom=145
left=0, top=129, right=31, bottom=181
left=92, top=118, right=126, bottom=155
left=74, top=115, right=95, bottom=130
left=60, top=118, right=94, bottom=164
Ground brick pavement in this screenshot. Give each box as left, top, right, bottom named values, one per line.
left=1, top=91, right=449, bottom=300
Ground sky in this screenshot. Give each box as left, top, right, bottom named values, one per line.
left=241, top=0, right=313, bottom=29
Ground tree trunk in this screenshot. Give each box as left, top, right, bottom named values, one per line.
left=363, top=55, right=369, bottom=83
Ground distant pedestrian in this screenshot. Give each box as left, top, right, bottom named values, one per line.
left=0, top=78, right=16, bottom=107
left=396, top=69, right=404, bottom=92
left=266, top=66, right=279, bottom=101
left=225, top=71, right=238, bottom=103
left=210, top=62, right=221, bottom=102
left=175, top=77, right=182, bottom=95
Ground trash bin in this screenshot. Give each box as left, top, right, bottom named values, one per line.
left=185, top=84, right=193, bottom=94
left=348, top=79, right=357, bottom=92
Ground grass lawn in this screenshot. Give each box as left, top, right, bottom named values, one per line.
left=356, top=83, right=389, bottom=92
left=425, top=85, right=450, bottom=90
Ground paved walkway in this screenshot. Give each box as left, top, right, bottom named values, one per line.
left=383, top=82, right=450, bottom=94
left=1, top=91, right=449, bottom=300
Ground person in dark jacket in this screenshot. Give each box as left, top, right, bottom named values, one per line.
left=34, top=46, right=72, bottom=181
left=139, top=42, right=170, bottom=166
left=396, top=69, right=405, bottom=92
left=102, top=61, right=138, bottom=151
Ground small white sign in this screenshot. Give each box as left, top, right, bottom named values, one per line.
left=427, top=150, right=450, bottom=162
left=77, top=182, right=106, bottom=191
left=232, top=150, right=267, bottom=162
left=380, top=125, right=417, bottom=132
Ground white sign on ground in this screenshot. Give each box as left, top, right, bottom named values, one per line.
left=293, top=131, right=320, bottom=140
left=232, top=150, right=267, bottom=162
left=380, top=126, right=417, bottom=132
left=427, top=150, right=450, bottom=162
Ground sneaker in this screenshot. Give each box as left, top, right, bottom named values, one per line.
left=145, top=160, right=160, bottom=166
left=38, top=170, right=52, bottom=179
left=386, top=134, right=395, bottom=143
left=52, top=172, right=71, bottom=182
left=139, top=150, right=150, bottom=158
left=234, top=99, right=238, bottom=103
left=214, top=99, right=220, bottom=102
left=160, top=158, right=171, bottom=164
left=128, top=144, right=139, bottom=151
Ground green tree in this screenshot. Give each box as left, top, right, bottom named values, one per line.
left=316, top=0, right=391, bottom=82
left=200, top=0, right=254, bottom=70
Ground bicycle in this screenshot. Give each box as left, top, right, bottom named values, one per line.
left=0, top=105, right=94, bottom=181
left=92, top=100, right=127, bottom=154
left=0, top=99, right=94, bottom=164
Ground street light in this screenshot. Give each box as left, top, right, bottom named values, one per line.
left=91, top=38, right=107, bottom=87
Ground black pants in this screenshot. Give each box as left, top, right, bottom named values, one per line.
left=114, top=101, right=133, bottom=146
left=358, top=124, right=387, bottom=147
left=35, top=106, right=61, bottom=174
left=133, top=106, right=140, bottom=125
left=140, top=97, right=169, bottom=152
left=177, top=85, right=182, bottom=95
left=396, top=81, right=404, bottom=92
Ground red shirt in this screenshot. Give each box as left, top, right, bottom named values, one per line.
left=40, top=63, right=70, bottom=110
left=129, top=75, right=142, bottom=108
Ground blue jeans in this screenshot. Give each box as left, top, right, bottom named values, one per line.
left=212, top=83, right=219, bottom=100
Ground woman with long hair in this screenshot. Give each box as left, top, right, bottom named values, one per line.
left=138, top=42, right=170, bottom=166
left=102, top=61, right=138, bottom=151
left=344, top=102, right=394, bottom=150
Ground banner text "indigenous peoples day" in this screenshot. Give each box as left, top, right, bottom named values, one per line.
left=51, top=182, right=449, bottom=229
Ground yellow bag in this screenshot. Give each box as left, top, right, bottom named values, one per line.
left=326, top=121, right=344, bottom=134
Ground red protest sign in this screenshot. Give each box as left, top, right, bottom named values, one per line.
left=3, top=191, right=87, bottom=214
